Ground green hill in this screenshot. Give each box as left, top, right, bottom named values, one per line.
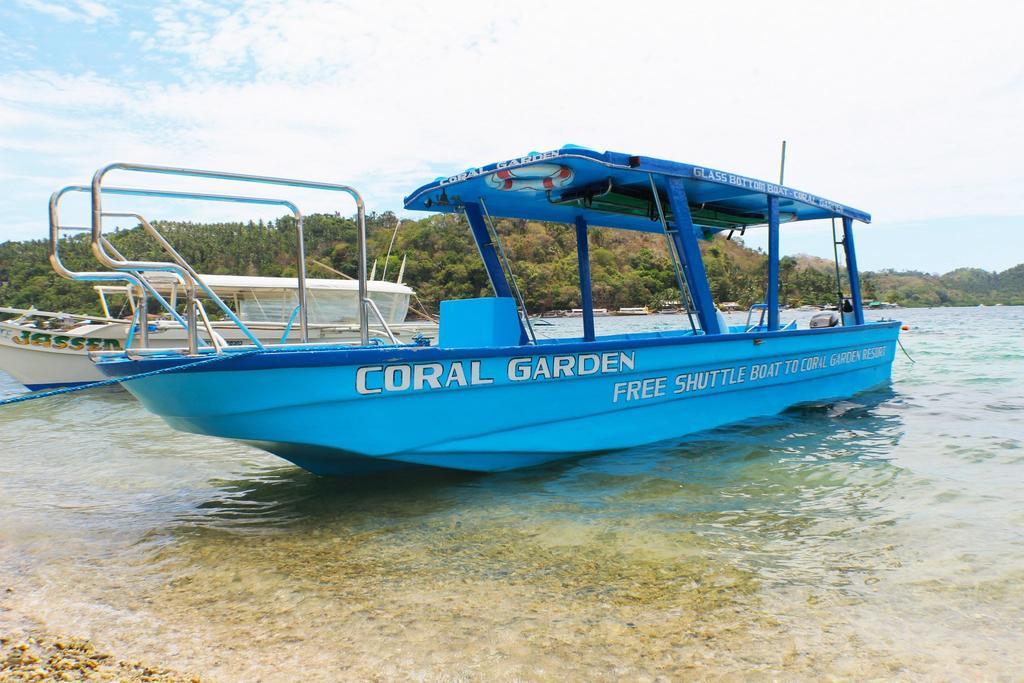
left=1, top=213, right=1021, bottom=315
left=864, top=266, right=1024, bottom=307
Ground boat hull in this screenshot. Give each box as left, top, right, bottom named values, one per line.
left=0, top=322, right=122, bottom=389
left=0, top=340, right=106, bottom=390
left=96, top=322, right=901, bottom=474
left=0, top=317, right=436, bottom=390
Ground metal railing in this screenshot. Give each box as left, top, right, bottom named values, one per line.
left=649, top=174, right=699, bottom=334
left=745, top=303, right=768, bottom=332
left=478, top=197, right=536, bottom=344
left=47, top=162, right=397, bottom=356
left=49, top=186, right=189, bottom=351
left=50, top=185, right=280, bottom=353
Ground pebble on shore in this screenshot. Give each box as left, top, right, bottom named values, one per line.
left=0, top=630, right=199, bottom=682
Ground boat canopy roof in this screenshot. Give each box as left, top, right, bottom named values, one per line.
left=94, top=274, right=413, bottom=296
left=404, top=146, right=870, bottom=233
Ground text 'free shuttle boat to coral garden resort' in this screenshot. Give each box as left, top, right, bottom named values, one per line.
left=47, top=148, right=899, bottom=474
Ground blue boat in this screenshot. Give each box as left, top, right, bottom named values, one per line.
left=68, top=150, right=899, bottom=475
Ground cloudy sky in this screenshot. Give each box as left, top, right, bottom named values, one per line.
left=1, top=0, right=1021, bottom=273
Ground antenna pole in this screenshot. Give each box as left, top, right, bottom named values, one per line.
left=779, top=140, right=787, bottom=185
left=382, top=218, right=402, bottom=281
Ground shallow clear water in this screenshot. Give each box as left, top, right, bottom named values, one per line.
left=1, top=307, right=1022, bottom=680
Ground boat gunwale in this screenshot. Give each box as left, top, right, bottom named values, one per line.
left=94, top=320, right=902, bottom=378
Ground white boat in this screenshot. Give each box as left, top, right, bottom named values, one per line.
left=613, top=306, right=650, bottom=316
left=568, top=307, right=608, bottom=317
left=0, top=275, right=436, bottom=389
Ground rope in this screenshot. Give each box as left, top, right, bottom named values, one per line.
left=897, top=337, right=916, bottom=364
left=0, top=350, right=259, bottom=408
left=411, top=293, right=439, bottom=323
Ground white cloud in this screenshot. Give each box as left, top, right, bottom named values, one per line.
left=131, top=0, right=1024, bottom=218
left=1, top=0, right=1022, bottom=264
left=13, top=0, right=116, bottom=24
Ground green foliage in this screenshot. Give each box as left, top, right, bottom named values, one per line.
left=2, top=213, right=1022, bottom=315
left=863, top=266, right=1024, bottom=307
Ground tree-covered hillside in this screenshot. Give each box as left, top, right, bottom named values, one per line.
left=1, top=213, right=1021, bottom=316
left=864, top=265, right=1024, bottom=307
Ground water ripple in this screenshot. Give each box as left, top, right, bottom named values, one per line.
left=1, top=307, right=1022, bottom=679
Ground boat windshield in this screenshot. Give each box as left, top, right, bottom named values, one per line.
left=238, top=288, right=409, bottom=325
left=95, top=282, right=411, bottom=325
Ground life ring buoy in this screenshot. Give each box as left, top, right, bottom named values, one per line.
left=487, top=163, right=574, bottom=191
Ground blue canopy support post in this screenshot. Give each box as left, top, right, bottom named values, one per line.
left=464, top=202, right=527, bottom=342
left=767, top=196, right=781, bottom=331
left=842, top=217, right=865, bottom=325
left=665, top=178, right=721, bottom=335
left=464, top=202, right=515, bottom=299
left=574, top=216, right=595, bottom=342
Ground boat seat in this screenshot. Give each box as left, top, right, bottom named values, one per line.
left=439, top=297, right=521, bottom=348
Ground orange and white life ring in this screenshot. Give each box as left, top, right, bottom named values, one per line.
left=487, top=163, right=574, bottom=192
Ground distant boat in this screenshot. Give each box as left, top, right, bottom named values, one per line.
left=613, top=306, right=650, bottom=316
left=0, top=275, right=436, bottom=390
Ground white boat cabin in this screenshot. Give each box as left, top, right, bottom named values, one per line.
left=96, top=274, right=414, bottom=326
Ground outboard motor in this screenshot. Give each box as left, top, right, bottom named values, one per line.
left=841, top=297, right=856, bottom=326
left=809, top=311, right=840, bottom=328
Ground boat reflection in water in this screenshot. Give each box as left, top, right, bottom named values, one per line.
left=176, top=384, right=905, bottom=532
left=46, top=149, right=898, bottom=475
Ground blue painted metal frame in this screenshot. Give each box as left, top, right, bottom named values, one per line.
left=767, top=196, right=781, bottom=331
left=574, top=216, right=596, bottom=342
left=414, top=149, right=873, bottom=342
left=665, top=178, right=721, bottom=335
left=842, top=217, right=865, bottom=325
left=464, top=202, right=513, bottom=299
left=405, top=147, right=872, bottom=228
left=463, top=202, right=528, bottom=342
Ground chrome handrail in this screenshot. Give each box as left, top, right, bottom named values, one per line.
left=49, top=186, right=192, bottom=350
left=195, top=299, right=226, bottom=352
left=50, top=185, right=279, bottom=353
left=102, top=211, right=264, bottom=352
left=745, top=303, right=768, bottom=332
left=362, top=297, right=399, bottom=344
left=50, top=164, right=373, bottom=356
left=91, top=188, right=302, bottom=351
left=90, top=162, right=368, bottom=344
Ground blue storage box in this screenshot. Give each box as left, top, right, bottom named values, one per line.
left=439, top=297, right=522, bottom=348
